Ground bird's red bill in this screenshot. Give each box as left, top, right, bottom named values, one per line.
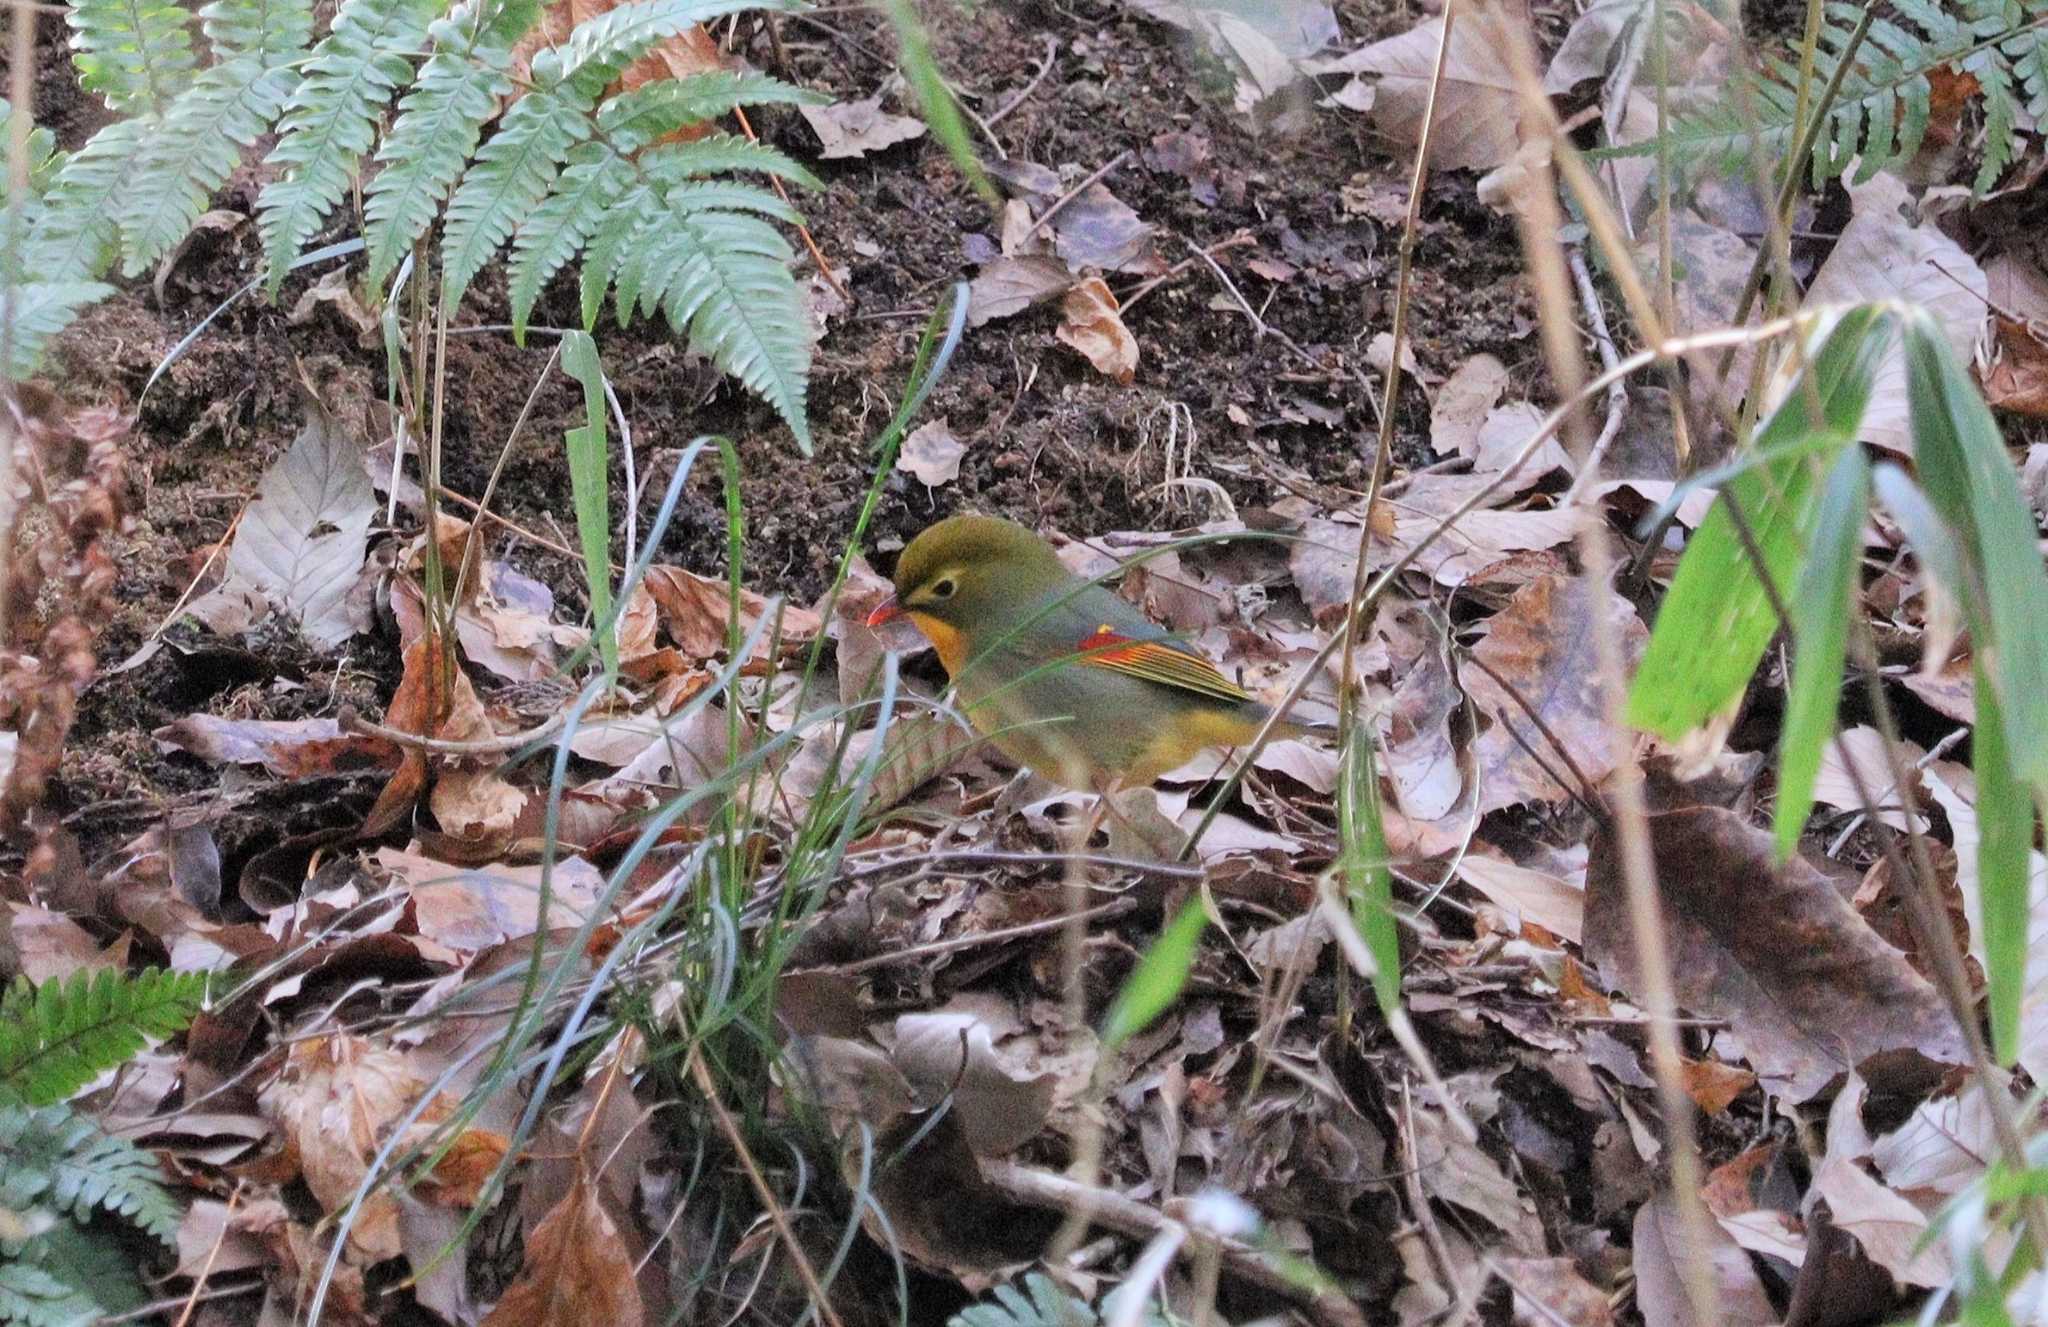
left=865, top=595, right=905, bottom=628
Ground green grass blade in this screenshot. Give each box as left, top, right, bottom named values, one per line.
left=1102, top=897, right=1208, bottom=1048
left=1628, top=304, right=1893, bottom=738
left=1339, top=726, right=1399, bottom=1017
left=1972, top=657, right=2032, bottom=1067
left=559, top=330, right=615, bottom=675
left=879, top=0, right=995, bottom=205
left=1774, top=446, right=1870, bottom=861
left=1903, top=310, right=2048, bottom=795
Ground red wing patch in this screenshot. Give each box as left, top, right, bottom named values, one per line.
left=1075, top=627, right=1252, bottom=704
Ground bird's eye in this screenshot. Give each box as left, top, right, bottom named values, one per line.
left=928, top=577, right=957, bottom=599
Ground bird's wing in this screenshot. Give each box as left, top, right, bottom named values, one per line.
left=1073, top=626, right=1252, bottom=705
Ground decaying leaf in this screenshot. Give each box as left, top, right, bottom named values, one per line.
left=897, top=418, right=968, bottom=487
left=1585, top=806, right=1968, bottom=1101
left=1796, top=174, right=1988, bottom=455
left=1464, top=574, right=1646, bottom=814
left=215, top=398, right=377, bottom=647
left=482, top=1166, right=645, bottom=1327
left=800, top=91, right=926, bottom=159
left=966, top=254, right=1075, bottom=326
left=1055, top=277, right=1139, bottom=384
left=642, top=564, right=822, bottom=663
left=259, top=1034, right=422, bottom=1263
left=1314, top=11, right=1522, bottom=171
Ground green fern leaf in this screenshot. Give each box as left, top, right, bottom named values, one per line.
left=595, top=70, right=823, bottom=149
left=0, top=969, right=208, bottom=1108
left=440, top=84, right=594, bottom=313
left=199, top=0, right=315, bottom=62
left=618, top=131, right=821, bottom=187
left=257, top=0, right=439, bottom=295
left=65, top=0, right=198, bottom=113
left=507, top=145, right=635, bottom=339
left=0, top=1104, right=179, bottom=1244
left=639, top=204, right=811, bottom=450
left=0, top=280, right=116, bottom=378
left=117, top=60, right=298, bottom=275
left=363, top=0, right=542, bottom=288
left=1972, top=49, right=2020, bottom=190
left=0, top=100, right=61, bottom=196
left=1596, top=0, right=2038, bottom=196
left=578, top=180, right=658, bottom=329
left=27, top=117, right=150, bottom=282
left=554, top=0, right=791, bottom=83
left=0, top=1262, right=100, bottom=1327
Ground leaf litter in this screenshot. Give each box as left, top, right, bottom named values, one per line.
left=21, top=0, right=2048, bottom=1322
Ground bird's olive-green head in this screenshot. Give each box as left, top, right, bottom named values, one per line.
left=883, top=514, right=1068, bottom=635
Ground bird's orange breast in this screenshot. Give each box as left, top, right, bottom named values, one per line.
left=907, top=611, right=971, bottom=676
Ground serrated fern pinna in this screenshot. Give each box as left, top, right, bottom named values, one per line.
left=18, top=0, right=821, bottom=449
left=1600, top=0, right=2046, bottom=195
left=0, top=969, right=207, bottom=1327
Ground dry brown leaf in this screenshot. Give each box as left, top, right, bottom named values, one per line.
left=891, top=1008, right=1056, bottom=1157
left=1455, top=853, right=1585, bottom=944
left=152, top=715, right=399, bottom=777
left=1585, top=806, right=1968, bottom=1101
left=1498, top=1256, right=1614, bottom=1327
left=1633, top=1190, right=1778, bottom=1327
left=641, top=564, right=822, bottom=663
left=1465, top=573, right=1646, bottom=813
left=1055, top=277, right=1139, bottom=384
left=897, top=417, right=967, bottom=487
left=258, top=1034, right=422, bottom=1262
left=1796, top=173, right=1988, bottom=455
left=1811, top=1153, right=1949, bottom=1286
left=800, top=91, right=927, bottom=159
left=1679, top=1057, right=1755, bottom=1114
left=483, top=1166, right=645, bottom=1327
left=377, top=847, right=605, bottom=953
left=966, top=254, right=1075, bottom=326
left=1314, top=10, right=1522, bottom=171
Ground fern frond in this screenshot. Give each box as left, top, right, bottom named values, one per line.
left=198, top=0, right=315, bottom=63
left=622, top=131, right=821, bottom=187
left=654, top=177, right=802, bottom=222
left=0, top=969, right=208, bottom=1108
left=0, top=100, right=61, bottom=196
left=0, top=281, right=116, bottom=378
left=637, top=203, right=810, bottom=450
left=65, top=0, right=198, bottom=113
left=440, top=84, right=594, bottom=312
left=577, top=179, right=658, bottom=329
left=116, top=60, right=298, bottom=275
left=506, top=145, right=635, bottom=339
left=0, top=1262, right=99, bottom=1327
left=256, top=0, right=439, bottom=294
left=595, top=70, right=823, bottom=149
left=26, top=117, right=151, bottom=282
left=362, top=0, right=543, bottom=287
left=0, top=1104, right=178, bottom=1244
left=553, top=0, right=791, bottom=83
left=1597, top=0, right=2042, bottom=195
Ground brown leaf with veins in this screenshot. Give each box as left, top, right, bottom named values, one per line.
left=1585, top=806, right=1967, bottom=1101
left=1465, top=573, right=1645, bottom=813
left=1055, top=277, right=1139, bottom=384
left=642, top=564, right=822, bottom=663
left=258, top=1034, right=422, bottom=1262
left=483, top=1165, right=645, bottom=1327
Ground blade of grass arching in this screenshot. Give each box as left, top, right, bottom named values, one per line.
left=1627, top=303, right=1891, bottom=739
left=1973, top=660, right=2032, bottom=1067
left=1338, top=723, right=1399, bottom=1019
left=561, top=330, right=617, bottom=676
left=878, top=0, right=995, bottom=206
left=1101, top=895, right=1210, bottom=1049
left=1903, top=310, right=2048, bottom=795
left=1773, top=445, right=1869, bottom=861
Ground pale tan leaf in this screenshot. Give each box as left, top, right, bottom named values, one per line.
left=482, top=1168, right=645, bottom=1327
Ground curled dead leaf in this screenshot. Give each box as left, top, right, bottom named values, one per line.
left=1055, top=277, right=1139, bottom=384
